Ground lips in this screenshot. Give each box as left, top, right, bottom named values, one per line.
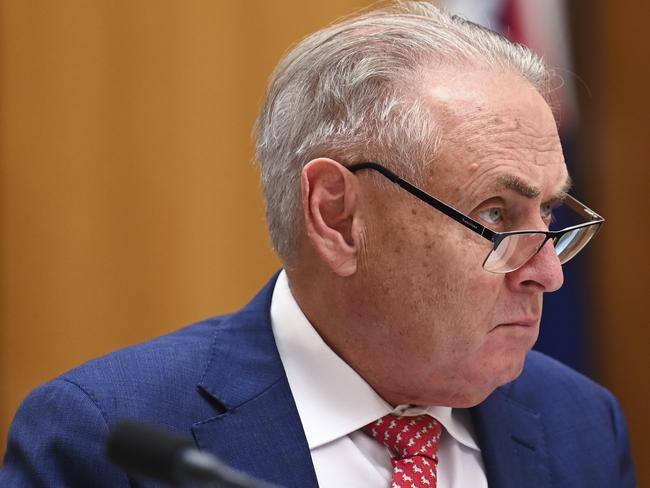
left=491, top=318, right=540, bottom=331
left=504, top=319, right=539, bottom=327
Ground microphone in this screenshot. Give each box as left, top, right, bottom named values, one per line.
left=107, top=421, right=281, bottom=488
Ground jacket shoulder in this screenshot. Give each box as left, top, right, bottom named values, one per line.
left=511, top=350, right=612, bottom=408
left=476, top=351, right=637, bottom=487
left=508, top=351, right=636, bottom=486
left=0, top=317, right=232, bottom=487
left=503, top=350, right=624, bottom=426
left=59, top=317, right=230, bottom=422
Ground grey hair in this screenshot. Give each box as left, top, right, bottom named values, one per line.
left=255, top=1, right=553, bottom=263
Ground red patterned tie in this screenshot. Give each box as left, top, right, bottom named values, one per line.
left=364, top=414, right=442, bottom=488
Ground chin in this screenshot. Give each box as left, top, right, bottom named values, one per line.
left=488, top=335, right=534, bottom=379
left=493, top=351, right=528, bottom=386
left=450, top=354, right=529, bottom=408
left=390, top=351, right=531, bottom=407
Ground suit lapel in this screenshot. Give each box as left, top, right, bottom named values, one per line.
left=471, top=384, right=552, bottom=488
left=191, top=274, right=319, bottom=488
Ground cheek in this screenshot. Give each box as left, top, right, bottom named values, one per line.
left=431, top=279, right=504, bottom=362
left=411, top=249, right=509, bottom=364
left=417, top=230, right=502, bottom=317
left=368, top=211, right=499, bottom=310
left=361, top=204, right=505, bottom=330
left=457, top=298, right=539, bottom=387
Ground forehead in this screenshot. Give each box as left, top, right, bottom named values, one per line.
left=421, top=69, right=567, bottom=200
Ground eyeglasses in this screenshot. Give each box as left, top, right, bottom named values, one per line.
left=347, top=162, right=604, bottom=273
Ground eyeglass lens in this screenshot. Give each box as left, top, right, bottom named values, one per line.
left=483, top=233, right=546, bottom=273
left=555, top=225, right=600, bottom=265
left=483, top=224, right=601, bottom=273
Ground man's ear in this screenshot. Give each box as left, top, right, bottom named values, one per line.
left=301, top=158, right=362, bottom=277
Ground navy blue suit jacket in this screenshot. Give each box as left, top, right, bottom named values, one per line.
left=0, top=275, right=637, bottom=487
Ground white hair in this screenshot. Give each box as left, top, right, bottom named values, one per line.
left=255, top=1, right=553, bottom=262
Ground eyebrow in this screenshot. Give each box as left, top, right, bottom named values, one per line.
left=494, top=174, right=573, bottom=201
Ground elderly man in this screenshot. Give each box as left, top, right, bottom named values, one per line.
left=0, top=2, right=637, bottom=487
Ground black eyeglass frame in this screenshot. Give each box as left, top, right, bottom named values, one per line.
left=347, top=162, right=605, bottom=270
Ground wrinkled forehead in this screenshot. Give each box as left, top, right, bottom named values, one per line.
left=420, top=68, right=567, bottom=197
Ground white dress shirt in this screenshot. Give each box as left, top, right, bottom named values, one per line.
left=270, top=271, right=488, bottom=488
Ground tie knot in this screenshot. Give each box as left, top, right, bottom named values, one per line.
left=364, top=413, right=442, bottom=459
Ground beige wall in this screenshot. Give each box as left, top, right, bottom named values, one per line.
left=0, top=1, right=648, bottom=484
left=0, top=0, right=373, bottom=454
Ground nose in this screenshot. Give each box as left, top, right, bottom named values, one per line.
left=505, top=239, right=564, bottom=293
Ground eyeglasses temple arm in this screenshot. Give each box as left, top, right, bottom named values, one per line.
left=563, top=194, right=605, bottom=222
left=347, top=162, right=498, bottom=242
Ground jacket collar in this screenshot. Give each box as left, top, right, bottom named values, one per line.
left=471, top=380, right=552, bottom=488
left=191, top=273, right=319, bottom=488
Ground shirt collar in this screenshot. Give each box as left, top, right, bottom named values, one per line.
left=270, top=270, right=480, bottom=452
left=372, top=400, right=479, bottom=453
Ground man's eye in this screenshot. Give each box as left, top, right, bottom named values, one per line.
left=541, top=203, right=555, bottom=222
left=477, top=207, right=503, bottom=224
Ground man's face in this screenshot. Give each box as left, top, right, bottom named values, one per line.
left=349, top=70, right=568, bottom=407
